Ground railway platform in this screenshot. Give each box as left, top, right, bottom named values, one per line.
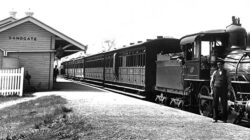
left=0, top=77, right=250, bottom=140
left=50, top=76, right=250, bottom=139
left=1, top=76, right=249, bottom=139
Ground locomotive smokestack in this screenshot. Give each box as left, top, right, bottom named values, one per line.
left=231, top=16, right=241, bottom=26
left=232, top=16, right=236, bottom=24
left=238, top=18, right=241, bottom=26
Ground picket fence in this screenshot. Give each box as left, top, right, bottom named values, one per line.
left=0, top=67, right=24, bottom=96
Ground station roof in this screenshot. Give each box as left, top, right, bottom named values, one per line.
left=0, top=16, right=87, bottom=58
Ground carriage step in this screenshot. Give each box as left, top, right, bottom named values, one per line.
left=104, top=88, right=146, bottom=99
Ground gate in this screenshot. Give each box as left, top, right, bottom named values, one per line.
left=0, top=67, right=24, bottom=96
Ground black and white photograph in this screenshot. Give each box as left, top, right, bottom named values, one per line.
left=0, top=0, right=250, bottom=139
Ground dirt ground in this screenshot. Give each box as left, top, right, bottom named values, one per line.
left=1, top=79, right=250, bottom=139
left=63, top=91, right=250, bottom=140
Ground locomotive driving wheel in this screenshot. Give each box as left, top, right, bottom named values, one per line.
left=198, top=85, right=213, bottom=117
left=227, top=87, right=240, bottom=124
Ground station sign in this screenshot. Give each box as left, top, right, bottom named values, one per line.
left=8, top=36, right=37, bottom=41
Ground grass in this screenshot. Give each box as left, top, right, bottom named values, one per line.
left=0, top=96, right=21, bottom=104
left=0, top=90, right=37, bottom=104
left=0, top=95, right=94, bottom=140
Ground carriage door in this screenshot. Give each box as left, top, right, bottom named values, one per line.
left=113, top=53, right=119, bottom=80
left=183, top=41, right=200, bottom=80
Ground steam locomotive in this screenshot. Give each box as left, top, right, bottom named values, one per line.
left=61, top=17, right=250, bottom=123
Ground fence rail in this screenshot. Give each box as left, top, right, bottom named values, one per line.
left=0, top=67, right=24, bottom=96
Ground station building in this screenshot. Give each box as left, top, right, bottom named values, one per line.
left=0, top=13, right=86, bottom=91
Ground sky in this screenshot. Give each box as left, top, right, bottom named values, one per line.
left=1, top=0, right=250, bottom=55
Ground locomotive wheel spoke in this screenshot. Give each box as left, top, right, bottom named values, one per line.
left=198, top=85, right=213, bottom=117
left=200, top=101, right=212, bottom=116
left=227, top=87, right=241, bottom=124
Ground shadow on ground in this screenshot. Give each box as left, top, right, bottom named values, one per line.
left=53, top=80, right=105, bottom=92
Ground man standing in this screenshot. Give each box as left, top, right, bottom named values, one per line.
left=53, top=65, right=59, bottom=82
left=210, top=60, right=231, bottom=123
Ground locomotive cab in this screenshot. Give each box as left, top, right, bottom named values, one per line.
left=179, top=31, right=230, bottom=116
left=180, top=17, right=250, bottom=123
left=180, top=31, right=229, bottom=80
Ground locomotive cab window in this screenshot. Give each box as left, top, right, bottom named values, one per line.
left=201, top=41, right=210, bottom=57
left=211, top=39, right=224, bottom=58
left=183, top=42, right=201, bottom=60
left=184, top=43, right=193, bottom=60
left=193, top=42, right=200, bottom=59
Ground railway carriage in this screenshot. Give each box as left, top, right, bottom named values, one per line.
left=61, top=59, right=75, bottom=78
left=84, top=53, right=105, bottom=82
left=102, top=42, right=148, bottom=92
left=62, top=37, right=180, bottom=98
left=84, top=37, right=180, bottom=98
left=74, top=57, right=85, bottom=80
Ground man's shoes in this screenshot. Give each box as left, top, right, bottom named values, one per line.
left=222, top=120, right=227, bottom=123
left=213, top=120, right=218, bottom=123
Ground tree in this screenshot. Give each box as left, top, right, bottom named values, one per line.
left=102, top=39, right=116, bottom=52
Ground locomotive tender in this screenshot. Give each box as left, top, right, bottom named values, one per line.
left=62, top=17, right=250, bottom=123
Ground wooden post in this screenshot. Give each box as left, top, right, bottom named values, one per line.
left=19, top=67, right=24, bottom=96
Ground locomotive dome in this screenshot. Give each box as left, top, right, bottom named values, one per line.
left=226, top=16, right=247, bottom=50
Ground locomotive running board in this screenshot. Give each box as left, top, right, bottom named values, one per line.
left=232, top=81, right=250, bottom=84
left=184, top=78, right=210, bottom=82
left=237, top=92, right=250, bottom=95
